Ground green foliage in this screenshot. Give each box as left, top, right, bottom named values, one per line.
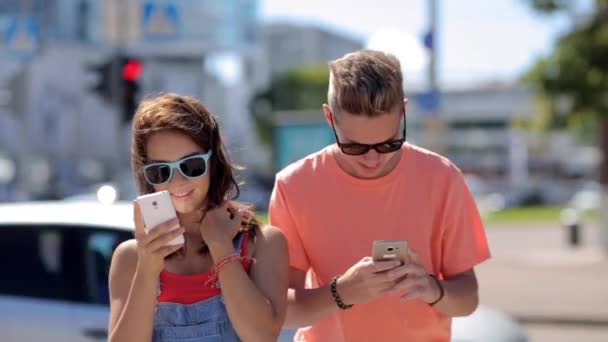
left=525, top=0, right=570, bottom=13
left=483, top=206, right=599, bottom=225
left=251, top=65, right=329, bottom=147
left=524, top=0, right=608, bottom=140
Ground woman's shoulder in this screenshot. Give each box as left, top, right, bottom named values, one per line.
left=251, top=224, right=287, bottom=256
left=258, top=224, right=287, bottom=243
left=111, top=238, right=139, bottom=273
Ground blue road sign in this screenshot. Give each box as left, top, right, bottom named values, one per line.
left=423, top=30, right=434, bottom=51
left=143, top=1, right=179, bottom=39
left=415, top=90, right=441, bottom=114
left=5, top=17, right=39, bottom=61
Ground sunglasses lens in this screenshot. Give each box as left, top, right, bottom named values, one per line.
left=341, top=144, right=369, bottom=156
left=144, top=165, right=171, bottom=184
left=375, top=140, right=403, bottom=153
left=180, top=157, right=207, bottom=178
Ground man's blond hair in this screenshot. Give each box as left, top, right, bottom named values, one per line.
left=328, top=49, right=404, bottom=116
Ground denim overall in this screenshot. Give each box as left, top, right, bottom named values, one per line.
left=152, top=233, right=247, bottom=342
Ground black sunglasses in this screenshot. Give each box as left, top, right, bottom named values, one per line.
left=330, top=109, right=406, bottom=156
left=143, top=151, right=212, bottom=185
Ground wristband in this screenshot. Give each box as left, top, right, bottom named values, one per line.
left=428, top=274, right=445, bottom=306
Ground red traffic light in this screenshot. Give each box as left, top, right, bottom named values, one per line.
left=122, top=59, right=142, bottom=81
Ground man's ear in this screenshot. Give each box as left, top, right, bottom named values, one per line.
left=322, top=104, right=334, bottom=127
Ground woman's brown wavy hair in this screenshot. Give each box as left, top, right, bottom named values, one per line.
left=131, top=93, right=259, bottom=254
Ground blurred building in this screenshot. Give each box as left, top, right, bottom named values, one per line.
left=408, top=84, right=534, bottom=181
left=409, top=83, right=594, bottom=201
left=259, top=22, right=363, bottom=82
left=0, top=0, right=263, bottom=200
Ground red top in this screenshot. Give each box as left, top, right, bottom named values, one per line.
left=157, top=232, right=252, bottom=304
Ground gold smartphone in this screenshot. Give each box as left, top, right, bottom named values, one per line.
left=372, top=240, right=408, bottom=263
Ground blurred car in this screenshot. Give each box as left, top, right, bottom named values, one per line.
left=0, top=201, right=527, bottom=342
left=451, top=305, right=527, bottom=342
left=64, top=176, right=139, bottom=204
left=279, top=305, right=527, bottom=342
left=0, top=201, right=133, bottom=342
left=569, top=181, right=601, bottom=212
left=463, top=175, right=506, bottom=216
left=64, top=171, right=272, bottom=211
left=492, top=182, right=571, bottom=209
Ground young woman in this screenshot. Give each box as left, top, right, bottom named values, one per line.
left=108, top=93, right=288, bottom=341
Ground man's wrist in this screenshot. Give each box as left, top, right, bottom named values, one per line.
left=330, top=275, right=353, bottom=310
left=426, top=274, right=445, bottom=306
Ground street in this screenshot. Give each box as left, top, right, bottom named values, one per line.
left=478, top=223, right=608, bottom=342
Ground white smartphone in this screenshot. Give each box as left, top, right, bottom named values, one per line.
left=372, top=240, right=408, bottom=263
left=135, top=191, right=184, bottom=246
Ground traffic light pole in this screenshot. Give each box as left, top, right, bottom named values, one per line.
left=16, top=65, right=31, bottom=200
left=424, top=0, right=445, bottom=155
left=429, top=0, right=437, bottom=92
left=112, top=0, right=129, bottom=175
left=99, top=0, right=141, bottom=177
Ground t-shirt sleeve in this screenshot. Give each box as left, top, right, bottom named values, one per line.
left=269, top=177, right=310, bottom=271
left=440, top=168, right=491, bottom=277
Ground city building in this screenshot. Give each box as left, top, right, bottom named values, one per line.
left=0, top=0, right=262, bottom=199
left=259, top=22, right=363, bottom=82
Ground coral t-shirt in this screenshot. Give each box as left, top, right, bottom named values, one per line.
left=269, top=143, right=491, bottom=342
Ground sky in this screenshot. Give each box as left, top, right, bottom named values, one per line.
left=260, top=0, right=591, bottom=89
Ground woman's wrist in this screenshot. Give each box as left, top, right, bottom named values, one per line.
left=207, top=241, right=236, bottom=261
left=426, top=274, right=445, bottom=306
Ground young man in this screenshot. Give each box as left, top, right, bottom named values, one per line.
left=269, top=49, right=490, bottom=341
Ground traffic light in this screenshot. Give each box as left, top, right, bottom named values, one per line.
left=86, top=56, right=143, bottom=123
left=119, top=58, right=142, bottom=123
left=87, top=59, right=114, bottom=101
left=0, top=68, right=26, bottom=116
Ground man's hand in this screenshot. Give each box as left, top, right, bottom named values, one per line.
left=386, top=249, right=442, bottom=304
left=336, top=256, right=404, bottom=305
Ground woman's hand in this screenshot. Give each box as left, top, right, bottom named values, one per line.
left=133, top=202, right=184, bottom=278
left=199, top=202, right=243, bottom=255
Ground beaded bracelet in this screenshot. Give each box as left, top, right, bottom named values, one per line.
left=330, top=275, right=353, bottom=310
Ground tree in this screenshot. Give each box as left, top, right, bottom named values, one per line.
left=524, top=0, right=608, bottom=250
left=251, top=65, right=329, bottom=147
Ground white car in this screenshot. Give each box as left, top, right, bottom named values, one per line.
left=0, top=201, right=133, bottom=342
left=0, top=201, right=527, bottom=342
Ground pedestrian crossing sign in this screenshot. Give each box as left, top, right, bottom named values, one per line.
left=143, top=2, right=179, bottom=39
left=5, top=17, right=39, bottom=60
